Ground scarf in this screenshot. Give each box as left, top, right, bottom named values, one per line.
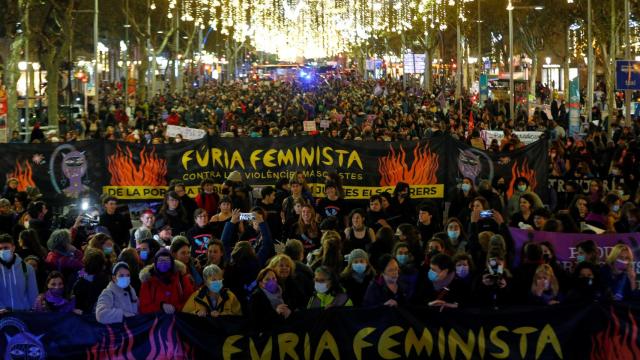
left=432, top=271, right=455, bottom=292
left=261, top=287, right=284, bottom=310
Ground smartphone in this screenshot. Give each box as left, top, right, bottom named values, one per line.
left=480, top=210, right=493, bottom=218
left=239, top=213, right=255, bottom=221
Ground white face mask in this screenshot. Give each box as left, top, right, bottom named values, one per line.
left=23, top=221, right=30, bottom=229
left=314, top=281, right=329, bottom=294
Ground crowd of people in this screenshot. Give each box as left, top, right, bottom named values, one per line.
left=0, top=71, right=639, bottom=331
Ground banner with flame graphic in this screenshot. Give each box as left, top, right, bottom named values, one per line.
left=1, top=303, right=639, bottom=359
left=0, top=136, right=546, bottom=203
left=444, top=136, right=548, bottom=201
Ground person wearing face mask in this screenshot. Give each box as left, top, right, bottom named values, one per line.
left=390, top=182, right=416, bottom=224
left=138, top=248, right=194, bottom=314
left=195, top=179, right=220, bottom=219
left=45, top=229, right=84, bottom=282
left=506, top=177, right=543, bottom=219
left=249, top=268, right=293, bottom=332
left=565, top=262, right=604, bottom=304
left=0, top=233, right=38, bottom=313
left=340, top=249, right=375, bottom=307
left=615, top=208, right=640, bottom=233
left=363, top=254, right=407, bottom=307
left=33, top=271, right=80, bottom=313
left=393, top=242, right=419, bottom=300
left=414, top=253, right=460, bottom=310
left=604, top=193, right=623, bottom=233
left=448, top=178, right=478, bottom=224
left=182, top=264, right=242, bottom=317
left=444, top=218, right=467, bottom=254
left=95, top=262, right=139, bottom=324
left=473, top=249, right=513, bottom=309
left=308, top=266, right=353, bottom=309
left=72, top=248, right=110, bottom=314
left=600, top=244, right=639, bottom=301
left=528, top=264, right=561, bottom=306
left=575, top=240, right=598, bottom=265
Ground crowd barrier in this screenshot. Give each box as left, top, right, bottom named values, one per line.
left=0, top=303, right=636, bottom=359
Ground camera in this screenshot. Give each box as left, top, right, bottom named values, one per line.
left=480, top=210, right=493, bottom=219
left=79, top=213, right=100, bottom=227
left=239, top=212, right=255, bottom=221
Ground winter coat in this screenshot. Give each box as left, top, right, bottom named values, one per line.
left=182, top=286, right=242, bottom=316
left=95, top=281, right=139, bottom=324
left=362, top=275, right=407, bottom=307
left=0, top=255, right=38, bottom=311
left=138, top=260, right=194, bottom=314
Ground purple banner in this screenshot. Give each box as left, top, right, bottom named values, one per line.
left=509, top=227, right=640, bottom=274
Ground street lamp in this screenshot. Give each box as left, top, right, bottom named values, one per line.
left=507, top=1, right=543, bottom=120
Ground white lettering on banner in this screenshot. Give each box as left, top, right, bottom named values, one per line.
left=480, top=130, right=543, bottom=149
left=166, top=125, right=206, bottom=140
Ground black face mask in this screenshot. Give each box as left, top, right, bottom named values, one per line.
left=543, top=253, right=551, bottom=262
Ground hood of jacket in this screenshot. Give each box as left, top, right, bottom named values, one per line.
left=139, top=259, right=186, bottom=283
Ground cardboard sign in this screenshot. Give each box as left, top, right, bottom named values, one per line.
left=303, top=121, right=317, bottom=132
left=166, top=125, right=206, bottom=140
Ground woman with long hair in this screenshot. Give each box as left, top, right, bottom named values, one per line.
left=156, top=191, right=190, bottom=235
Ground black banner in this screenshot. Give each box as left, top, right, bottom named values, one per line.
left=446, top=138, right=549, bottom=200
left=0, top=303, right=637, bottom=359
left=0, top=136, right=547, bottom=202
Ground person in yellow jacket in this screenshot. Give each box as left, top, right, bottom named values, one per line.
left=307, top=266, right=353, bottom=309
left=182, top=264, right=242, bottom=317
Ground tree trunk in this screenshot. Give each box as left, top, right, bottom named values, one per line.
left=423, top=48, right=432, bottom=92
left=530, top=55, right=538, bottom=102
left=136, top=41, right=148, bottom=101
left=564, top=26, right=570, bottom=100
left=6, top=36, right=24, bottom=133
left=44, top=56, right=60, bottom=128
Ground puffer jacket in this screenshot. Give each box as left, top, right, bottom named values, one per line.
left=95, top=281, right=139, bottom=324
left=138, top=260, right=194, bottom=314
left=182, top=286, right=242, bottom=316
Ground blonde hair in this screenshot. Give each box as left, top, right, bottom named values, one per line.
left=267, top=254, right=296, bottom=276
left=607, top=244, right=633, bottom=267
left=531, top=264, right=559, bottom=296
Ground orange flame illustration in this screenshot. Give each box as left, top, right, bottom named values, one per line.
left=7, top=161, right=35, bottom=192
left=378, top=143, right=439, bottom=186
left=146, top=316, right=192, bottom=359
left=506, top=158, right=537, bottom=199
left=86, top=322, right=135, bottom=360
left=107, top=145, right=167, bottom=186
left=86, top=317, right=191, bottom=360
left=590, top=307, right=640, bottom=360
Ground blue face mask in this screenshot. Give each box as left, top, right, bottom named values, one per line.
left=139, top=250, right=149, bottom=261
left=576, top=255, right=586, bottom=263
left=396, top=254, right=409, bottom=266
left=612, top=205, right=620, bottom=213
left=448, top=230, right=460, bottom=241
left=0, top=249, right=12, bottom=262
left=208, top=280, right=223, bottom=293
left=352, top=263, right=367, bottom=274
left=428, top=269, right=439, bottom=282
left=456, top=265, right=470, bottom=279
left=103, top=247, right=113, bottom=256
left=116, top=276, right=130, bottom=289
left=517, top=185, right=527, bottom=192
left=461, top=183, right=471, bottom=192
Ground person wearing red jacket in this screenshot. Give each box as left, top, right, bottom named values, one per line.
left=195, top=179, right=220, bottom=218
left=166, top=110, right=180, bottom=126
left=138, top=248, right=194, bottom=314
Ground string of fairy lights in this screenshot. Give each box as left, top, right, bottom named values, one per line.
left=147, top=0, right=476, bottom=61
